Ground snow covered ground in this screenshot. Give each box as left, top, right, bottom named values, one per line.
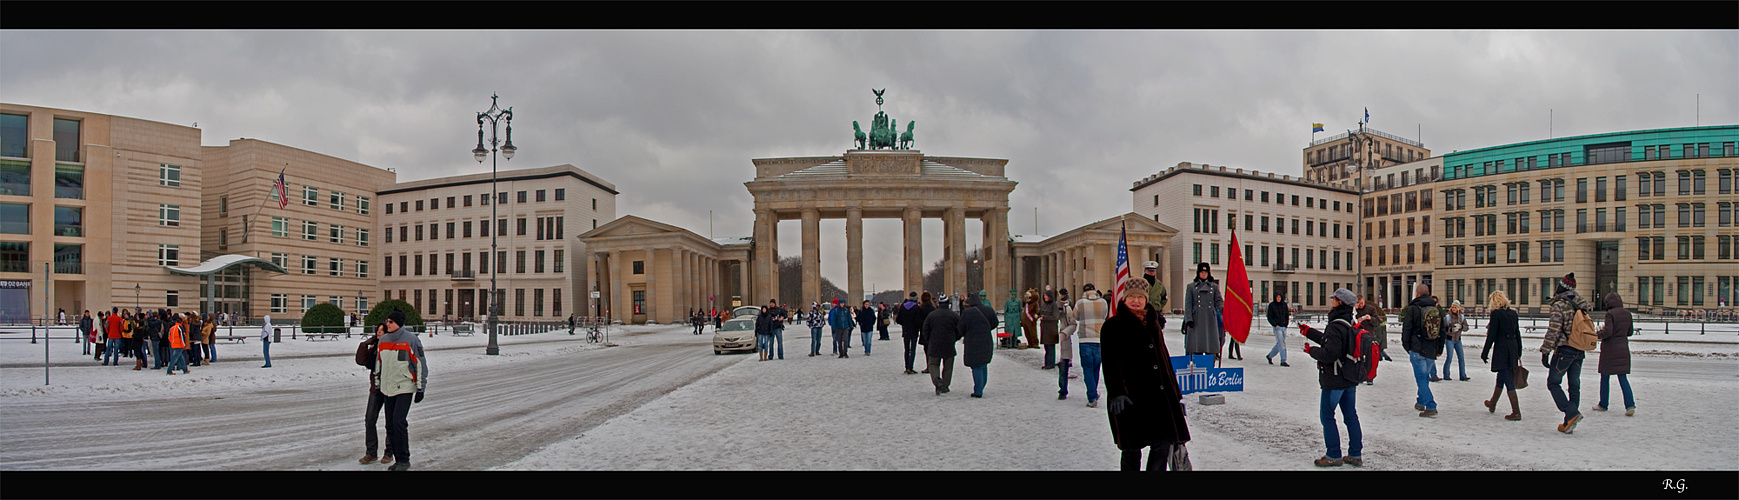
left=501, top=319, right=1738, bottom=471
left=4, top=318, right=1735, bottom=471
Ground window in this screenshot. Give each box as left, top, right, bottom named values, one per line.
left=51, top=118, right=80, bottom=162
left=1260, top=216, right=1268, bottom=232
left=478, top=251, right=487, bottom=274
left=0, top=113, right=27, bottom=158
left=447, top=196, right=456, bottom=209
left=157, top=163, right=184, bottom=187
left=0, top=203, right=26, bottom=235
left=158, top=204, right=180, bottom=227
left=463, top=195, right=473, bottom=207
left=330, top=224, right=344, bottom=244
left=1291, top=218, right=1299, bottom=235
left=515, top=289, right=527, bottom=316
left=1292, top=195, right=1300, bottom=206
left=633, top=291, right=645, bottom=315
left=429, top=222, right=439, bottom=240
left=304, top=186, right=319, bottom=206
left=592, top=198, right=598, bottom=210
left=516, top=250, right=527, bottom=273
left=553, top=249, right=564, bottom=273
left=516, top=217, right=527, bottom=236
left=518, top=191, right=528, bottom=203
left=414, top=224, right=423, bottom=241
left=330, top=257, right=344, bottom=277
left=1261, top=191, right=1269, bottom=203
left=534, top=250, right=546, bottom=273
left=1693, top=170, right=1707, bottom=195
left=555, top=189, right=565, bottom=201
left=384, top=255, right=392, bottom=276
left=358, top=228, right=370, bottom=247
left=330, top=191, right=345, bottom=210
left=535, top=190, right=546, bottom=202
left=430, top=198, right=438, bottom=210
left=414, top=255, right=423, bottom=276
left=358, top=196, right=370, bottom=215
left=1209, top=186, right=1219, bottom=198
left=1192, top=242, right=1202, bottom=264
left=479, top=219, right=489, bottom=237
left=534, top=289, right=545, bottom=316
left=303, top=255, right=317, bottom=275
left=633, top=260, right=644, bottom=274
left=271, top=252, right=288, bottom=270
left=463, top=221, right=473, bottom=238
left=1615, top=207, right=1627, bottom=232
left=270, top=294, right=287, bottom=314
left=156, top=244, right=179, bottom=266
left=1583, top=142, right=1630, bottom=164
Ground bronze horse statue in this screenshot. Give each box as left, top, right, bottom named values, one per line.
left=853, top=121, right=867, bottom=149
left=898, top=121, right=915, bottom=149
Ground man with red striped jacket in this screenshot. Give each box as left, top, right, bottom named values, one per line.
left=373, top=311, right=427, bottom=471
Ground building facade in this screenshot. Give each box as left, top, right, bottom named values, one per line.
left=377, top=164, right=618, bottom=322
left=1361, top=156, right=1442, bottom=308
left=0, top=103, right=206, bottom=320
left=1303, top=125, right=1433, bottom=191
left=1435, top=125, right=1738, bottom=313
left=1133, top=162, right=1360, bottom=313
left=577, top=216, right=750, bottom=325
left=202, top=138, right=395, bottom=319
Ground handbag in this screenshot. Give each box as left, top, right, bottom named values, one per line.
left=1513, top=365, right=1530, bottom=390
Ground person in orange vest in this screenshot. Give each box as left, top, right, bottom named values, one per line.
left=166, top=313, right=190, bottom=375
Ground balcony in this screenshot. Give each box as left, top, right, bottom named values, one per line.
left=450, top=270, right=476, bottom=281
left=1273, top=263, right=1297, bottom=273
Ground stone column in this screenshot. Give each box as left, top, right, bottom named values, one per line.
left=753, top=209, right=777, bottom=306
left=847, top=207, right=864, bottom=303
left=654, top=247, right=673, bottom=324
left=903, top=206, right=923, bottom=295
left=674, top=248, right=687, bottom=316
left=980, top=210, right=998, bottom=306
left=737, top=259, right=750, bottom=308
left=609, top=250, right=623, bottom=323
left=801, top=208, right=821, bottom=306
left=945, top=206, right=967, bottom=297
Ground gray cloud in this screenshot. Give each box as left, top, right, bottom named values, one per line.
left=4, top=30, right=1733, bottom=294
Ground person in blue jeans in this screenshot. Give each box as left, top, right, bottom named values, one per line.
left=1441, top=300, right=1470, bottom=381
left=1304, top=288, right=1363, bottom=467
left=261, top=315, right=274, bottom=368
left=805, top=303, right=825, bottom=357
left=855, top=300, right=877, bottom=356
left=766, top=300, right=787, bottom=360
left=1400, top=283, right=1442, bottom=417
left=1265, top=294, right=1290, bottom=367
left=1593, top=292, right=1636, bottom=416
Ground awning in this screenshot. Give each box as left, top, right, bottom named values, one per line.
left=164, top=254, right=288, bottom=276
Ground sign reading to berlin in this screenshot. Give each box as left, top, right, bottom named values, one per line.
left=1172, top=354, right=1243, bottom=395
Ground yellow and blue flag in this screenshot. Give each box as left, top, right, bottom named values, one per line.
left=1312, top=123, right=1324, bottom=133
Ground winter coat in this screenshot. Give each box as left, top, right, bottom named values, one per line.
left=754, top=311, right=773, bottom=336
left=1542, top=288, right=1592, bottom=353
left=1359, top=304, right=1387, bottom=350
left=1058, top=301, right=1075, bottom=360
left=895, top=300, right=924, bottom=337
left=1072, top=292, right=1107, bottom=344
left=1481, top=307, right=1522, bottom=373
left=960, top=302, right=998, bottom=367
left=79, top=316, right=93, bottom=338
left=260, top=316, right=273, bottom=342
left=856, top=307, right=877, bottom=333
left=1401, top=295, right=1442, bottom=359
left=1266, top=300, right=1290, bottom=328
left=1020, top=298, right=1038, bottom=340
left=1039, top=292, right=1059, bottom=344
left=827, top=305, right=854, bottom=330
left=805, top=309, right=825, bottom=330
left=919, top=306, right=961, bottom=358
left=373, top=325, right=428, bottom=397
left=1182, top=278, right=1222, bottom=355
left=1444, top=311, right=1469, bottom=342
left=168, top=323, right=188, bottom=349
left=766, top=306, right=787, bottom=327
left=1596, top=292, right=1632, bottom=375
left=1144, top=274, right=1168, bottom=311
left=106, top=314, right=124, bottom=340
left=877, top=307, right=891, bottom=332
left=1303, top=303, right=1358, bottom=390
left=1102, top=301, right=1188, bottom=449
left=202, top=321, right=216, bottom=344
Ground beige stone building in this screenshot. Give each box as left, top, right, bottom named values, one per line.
left=201, top=138, right=395, bottom=319
left=1007, top=213, right=1176, bottom=302
left=1435, top=125, right=1738, bottom=313
left=0, top=103, right=206, bottom=320
left=378, top=164, right=617, bottom=322
left=1132, top=162, right=1360, bottom=313
left=1361, top=156, right=1442, bottom=308
left=1303, top=125, right=1432, bottom=191
left=577, top=216, right=750, bottom=325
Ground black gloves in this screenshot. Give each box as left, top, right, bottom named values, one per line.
left=1541, top=352, right=1552, bottom=369
left=414, top=391, right=425, bottom=403
left=1109, top=395, right=1134, bottom=415
left=1481, top=353, right=1489, bottom=364
left=1184, top=320, right=1195, bottom=331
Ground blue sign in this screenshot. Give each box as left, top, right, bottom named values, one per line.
left=1172, top=354, right=1243, bottom=395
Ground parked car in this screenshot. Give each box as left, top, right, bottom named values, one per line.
left=731, top=306, right=760, bottom=320
left=713, top=318, right=758, bottom=354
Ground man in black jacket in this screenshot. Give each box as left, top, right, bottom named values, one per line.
left=1401, top=283, right=1442, bottom=417
left=855, top=300, right=878, bottom=356
left=1302, top=288, right=1363, bottom=467
left=895, top=292, right=927, bottom=375
left=920, top=296, right=961, bottom=395
left=1265, top=294, right=1291, bottom=366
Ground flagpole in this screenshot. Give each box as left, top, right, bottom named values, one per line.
left=242, top=165, right=286, bottom=245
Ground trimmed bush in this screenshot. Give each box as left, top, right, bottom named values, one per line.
left=301, top=303, right=347, bottom=335
left=365, top=299, right=425, bottom=331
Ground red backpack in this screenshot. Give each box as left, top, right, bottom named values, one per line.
left=1332, top=318, right=1380, bottom=384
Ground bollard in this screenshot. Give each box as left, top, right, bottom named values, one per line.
left=274, top=327, right=281, bottom=343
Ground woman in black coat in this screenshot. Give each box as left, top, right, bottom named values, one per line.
left=958, top=294, right=999, bottom=398
left=1102, top=278, right=1190, bottom=471
left=1480, top=290, right=1523, bottom=420
left=1594, top=292, right=1634, bottom=415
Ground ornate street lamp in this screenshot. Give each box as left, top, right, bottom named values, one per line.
left=474, top=94, right=515, bottom=355
left=1347, top=124, right=1371, bottom=301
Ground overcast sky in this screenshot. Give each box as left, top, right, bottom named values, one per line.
left=3, top=30, right=1733, bottom=294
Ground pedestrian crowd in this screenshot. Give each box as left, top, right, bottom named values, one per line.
left=79, top=307, right=244, bottom=373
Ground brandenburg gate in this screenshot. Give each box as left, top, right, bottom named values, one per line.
left=746, top=149, right=1016, bottom=306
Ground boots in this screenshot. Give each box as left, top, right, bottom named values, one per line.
left=133, top=358, right=144, bottom=371
left=1503, top=390, right=1522, bottom=420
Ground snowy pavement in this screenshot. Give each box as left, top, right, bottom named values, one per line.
left=502, top=319, right=1738, bottom=471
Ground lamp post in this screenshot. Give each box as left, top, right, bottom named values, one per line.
left=473, top=94, right=516, bottom=356
left=1347, top=124, right=1371, bottom=301
left=134, top=283, right=140, bottom=310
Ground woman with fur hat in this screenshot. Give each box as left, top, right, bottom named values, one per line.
left=1102, top=276, right=1190, bottom=470
left=1182, top=262, right=1223, bottom=357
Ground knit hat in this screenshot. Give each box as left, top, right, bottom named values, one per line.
left=1332, top=288, right=1357, bottom=307
left=1561, top=273, right=1576, bottom=289
left=387, top=310, right=407, bottom=327
left=1122, top=277, right=1150, bottom=293
left=938, top=295, right=952, bottom=306
left=909, top=292, right=917, bottom=298
left=1451, top=299, right=1462, bottom=307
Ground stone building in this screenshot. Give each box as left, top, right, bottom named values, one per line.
left=1302, top=125, right=1432, bottom=191
left=377, top=164, right=617, bottom=322
left=1133, top=162, right=1360, bottom=313
left=1361, top=156, right=1442, bottom=308
left=1435, top=125, right=1738, bottom=313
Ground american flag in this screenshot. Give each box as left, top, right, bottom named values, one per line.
left=272, top=168, right=289, bottom=210
left=1109, top=220, right=1130, bottom=317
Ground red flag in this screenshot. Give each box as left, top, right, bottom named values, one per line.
left=272, top=168, right=289, bottom=210
left=1109, top=221, right=1130, bottom=317
left=1223, top=229, right=1253, bottom=344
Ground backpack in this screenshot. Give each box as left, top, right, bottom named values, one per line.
left=1332, top=318, right=1380, bottom=384
left=1565, top=306, right=1599, bottom=352
left=1421, top=305, right=1445, bottom=341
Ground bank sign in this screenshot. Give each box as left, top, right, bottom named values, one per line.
left=1172, top=354, right=1243, bottom=394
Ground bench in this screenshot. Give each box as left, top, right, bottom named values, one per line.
left=216, top=335, right=249, bottom=344
left=451, top=324, right=475, bottom=337
left=301, top=332, right=343, bottom=341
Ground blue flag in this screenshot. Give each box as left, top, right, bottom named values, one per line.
left=1364, top=107, right=1370, bottom=124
